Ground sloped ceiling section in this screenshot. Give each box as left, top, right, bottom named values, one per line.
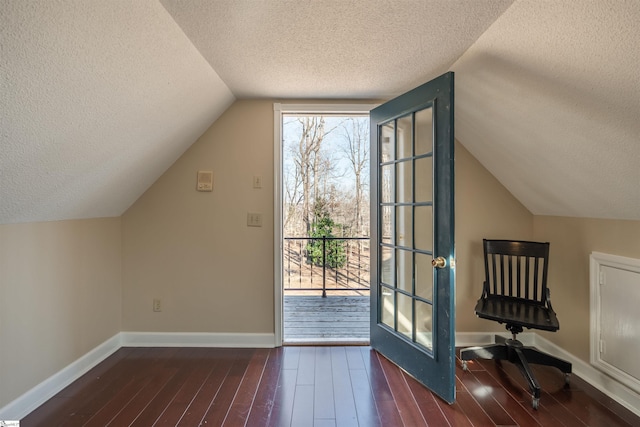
left=160, top=0, right=514, bottom=99
left=0, top=1, right=234, bottom=224
left=2, top=0, right=638, bottom=224
left=453, top=0, right=640, bottom=220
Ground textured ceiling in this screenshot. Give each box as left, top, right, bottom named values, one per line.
left=160, top=0, right=514, bottom=99
left=0, top=0, right=234, bottom=223
left=2, top=0, right=639, bottom=224
left=452, top=0, right=640, bottom=219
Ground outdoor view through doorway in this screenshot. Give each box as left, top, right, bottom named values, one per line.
left=282, top=112, right=371, bottom=344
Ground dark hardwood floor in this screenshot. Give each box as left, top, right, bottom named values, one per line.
left=21, top=346, right=638, bottom=426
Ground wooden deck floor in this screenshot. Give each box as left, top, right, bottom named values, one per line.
left=284, top=295, right=369, bottom=344
left=21, top=346, right=639, bottom=426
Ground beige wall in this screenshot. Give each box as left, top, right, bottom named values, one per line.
left=0, top=218, right=122, bottom=408
left=533, top=216, right=640, bottom=361
left=455, top=141, right=533, bottom=331
left=120, top=98, right=535, bottom=336
left=122, top=100, right=275, bottom=333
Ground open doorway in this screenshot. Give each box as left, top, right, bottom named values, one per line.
left=274, top=104, right=375, bottom=345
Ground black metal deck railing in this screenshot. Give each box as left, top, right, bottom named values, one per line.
left=284, top=236, right=370, bottom=297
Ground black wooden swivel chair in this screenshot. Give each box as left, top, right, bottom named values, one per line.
left=460, top=239, right=572, bottom=409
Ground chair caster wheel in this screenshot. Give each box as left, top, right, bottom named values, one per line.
left=462, top=361, right=468, bottom=371
left=532, top=397, right=539, bottom=410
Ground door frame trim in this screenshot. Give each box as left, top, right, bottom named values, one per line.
left=273, top=103, right=378, bottom=346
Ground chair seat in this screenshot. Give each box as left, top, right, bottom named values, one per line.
left=475, top=296, right=559, bottom=332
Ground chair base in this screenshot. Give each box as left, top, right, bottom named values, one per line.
left=460, top=335, right=572, bottom=408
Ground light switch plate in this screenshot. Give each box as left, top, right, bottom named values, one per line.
left=247, top=213, right=263, bottom=227
left=253, top=175, right=263, bottom=189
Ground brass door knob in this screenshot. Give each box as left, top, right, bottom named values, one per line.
left=432, top=257, right=447, bottom=269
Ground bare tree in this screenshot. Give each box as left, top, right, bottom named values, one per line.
left=283, top=142, right=303, bottom=233
left=283, top=115, right=366, bottom=238
left=298, top=116, right=324, bottom=234
left=283, top=116, right=338, bottom=235
left=341, top=117, right=370, bottom=236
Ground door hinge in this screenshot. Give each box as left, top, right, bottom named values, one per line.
left=599, top=339, right=606, bottom=354
left=599, top=270, right=605, bottom=286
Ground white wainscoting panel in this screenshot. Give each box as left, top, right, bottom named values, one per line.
left=590, top=252, right=640, bottom=396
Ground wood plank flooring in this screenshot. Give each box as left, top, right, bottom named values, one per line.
left=20, top=346, right=639, bottom=426
left=284, top=296, right=369, bottom=343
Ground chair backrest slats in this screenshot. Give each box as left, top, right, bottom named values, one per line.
left=516, top=255, right=522, bottom=298
left=508, top=256, right=513, bottom=296
left=490, top=253, right=497, bottom=294
left=483, top=239, right=550, bottom=304
left=533, top=257, right=540, bottom=300
left=524, top=256, right=530, bottom=299
left=499, top=254, right=505, bottom=294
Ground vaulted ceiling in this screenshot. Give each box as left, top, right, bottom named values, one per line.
left=1, top=0, right=638, bottom=224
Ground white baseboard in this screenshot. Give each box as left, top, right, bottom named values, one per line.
left=0, top=333, right=121, bottom=421
left=120, top=331, right=276, bottom=348
left=532, top=334, right=640, bottom=418
left=456, top=331, right=640, bottom=418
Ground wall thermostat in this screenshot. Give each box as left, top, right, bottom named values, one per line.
left=197, top=170, right=213, bottom=191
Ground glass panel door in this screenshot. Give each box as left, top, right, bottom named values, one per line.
left=370, top=72, right=455, bottom=403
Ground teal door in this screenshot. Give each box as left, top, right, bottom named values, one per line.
left=370, top=72, right=455, bottom=403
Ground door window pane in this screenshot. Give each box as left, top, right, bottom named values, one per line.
left=415, top=253, right=433, bottom=301
left=380, top=122, right=395, bottom=163
left=381, top=206, right=393, bottom=244
left=415, top=107, right=433, bottom=156
left=380, top=246, right=394, bottom=286
left=396, top=248, right=413, bottom=293
left=416, top=301, right=433, bottom=350
left=396, top=205, right=412, bottom=248
left=381, top=288, right=395, bottom=328
left=396, top=160, right=412, bottom=203
left=414, top=206, right=432, bottom=252
left=415, top=156, right=432, bottom=203
left=397, top=293, right=413, bottom=340
left=381, top=164, right=394, bottom=203
left=397, top=114, right=413, bottom=160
